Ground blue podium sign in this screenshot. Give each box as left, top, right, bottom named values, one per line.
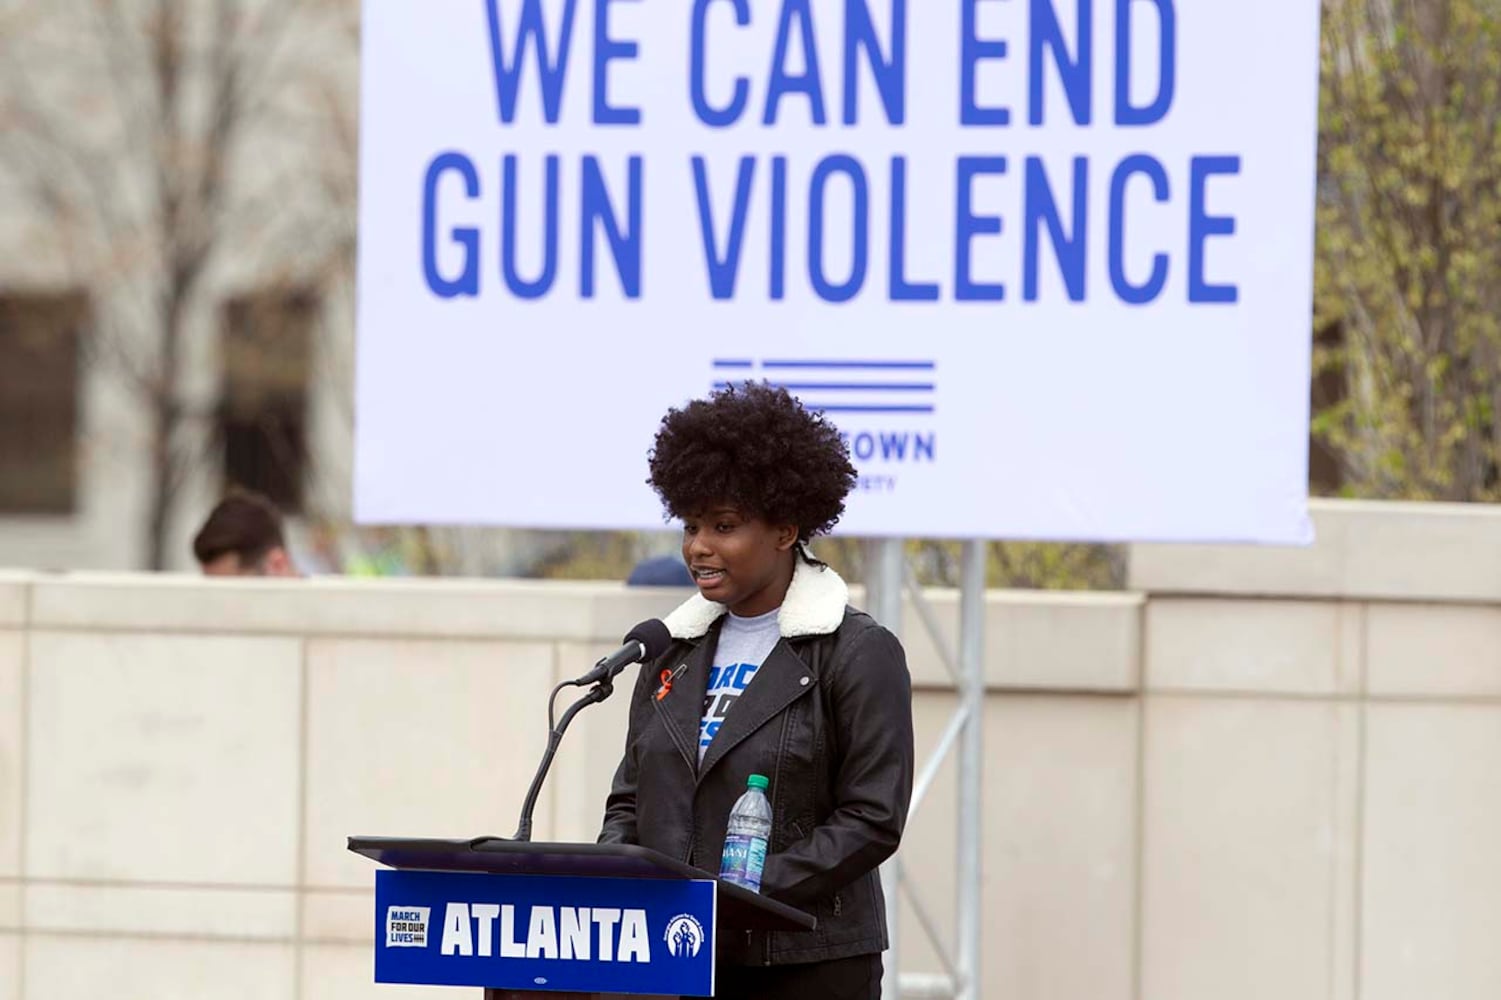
left=374, top=869, right=716, bottom=996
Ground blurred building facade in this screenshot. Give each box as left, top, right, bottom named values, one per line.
left=0, top=0, right=360, bottom=572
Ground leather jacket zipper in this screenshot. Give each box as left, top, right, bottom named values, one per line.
left=649, top=692, right=697, bottom=774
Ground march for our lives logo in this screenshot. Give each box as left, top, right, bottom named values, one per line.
left=665, top=914, right=705, bottom=958
left=386, top=905, right=430, bottom=948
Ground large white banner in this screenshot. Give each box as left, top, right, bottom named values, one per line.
left=356, top=0, right=1318, bottom=543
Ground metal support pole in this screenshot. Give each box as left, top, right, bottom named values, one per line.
left=863, top=538, right=905, bottom=1000
left=882, top=854, right=904, bottom=997
left=955, top=540, right=986, bottom=1000
left=863, top=537, right=906, bottom=631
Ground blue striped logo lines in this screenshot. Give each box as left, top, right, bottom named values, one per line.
left=709, top=359, right=937, bottom=415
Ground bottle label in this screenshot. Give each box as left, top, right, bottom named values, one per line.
left=744, top=836, right=767, bottom=884
left=719, top=833, right=767, bottom=890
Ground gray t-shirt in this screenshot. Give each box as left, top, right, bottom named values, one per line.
left=698, top=608, right=781, bottom=763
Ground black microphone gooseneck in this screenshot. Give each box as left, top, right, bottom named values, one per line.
left=512, top=619, right=672, bottom=842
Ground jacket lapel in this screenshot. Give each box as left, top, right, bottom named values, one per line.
left=650, top=626, right=720, bottom=774
left=697, top=640, right=817, bottom=782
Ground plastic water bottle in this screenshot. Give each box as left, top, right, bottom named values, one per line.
left=719, top=774, right=773, bottom=892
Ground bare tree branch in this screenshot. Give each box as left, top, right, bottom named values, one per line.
left=2, top=0, right=358, bottom=568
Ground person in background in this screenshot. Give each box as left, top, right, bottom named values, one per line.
left=626, top=552, right=695, bottom=587
left=600, top=382, right=914, bottom=999
left=192, top=490, right=299, bottom=577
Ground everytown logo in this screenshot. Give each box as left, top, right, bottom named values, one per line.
left=388, top=902, right=670, bottom=963
left=712, top=359, right=937, bottom=494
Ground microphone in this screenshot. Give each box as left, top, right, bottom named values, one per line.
left=572, top=619, right=672, bottom=686
left=510, top=618, right=674, bottom=842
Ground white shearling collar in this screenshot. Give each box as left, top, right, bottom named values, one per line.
left=663, top=555, right=849, bottom=641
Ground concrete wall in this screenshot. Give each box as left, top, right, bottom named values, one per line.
left=1, top=499, right=1498, bottom=999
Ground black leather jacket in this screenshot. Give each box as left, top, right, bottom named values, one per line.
left=598, top=565, right=914, bottom=966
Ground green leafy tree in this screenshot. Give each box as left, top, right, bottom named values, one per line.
left=1315, top=0, right=1501, bottom=499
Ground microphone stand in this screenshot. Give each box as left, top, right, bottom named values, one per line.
left=511, top=674, right=618, bottom=842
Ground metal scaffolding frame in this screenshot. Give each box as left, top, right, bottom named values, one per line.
left=864, top=539, right=986, bottom=1000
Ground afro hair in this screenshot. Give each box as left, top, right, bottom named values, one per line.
left=647, top=382, right=857, bottom=541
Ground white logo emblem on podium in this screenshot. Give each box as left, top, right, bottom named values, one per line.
left=664, top=914, right=705, bottom=958
left=385, top=905, right=431, bottom=948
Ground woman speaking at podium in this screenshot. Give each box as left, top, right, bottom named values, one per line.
left=600, top=383, right=916, bottom=1000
